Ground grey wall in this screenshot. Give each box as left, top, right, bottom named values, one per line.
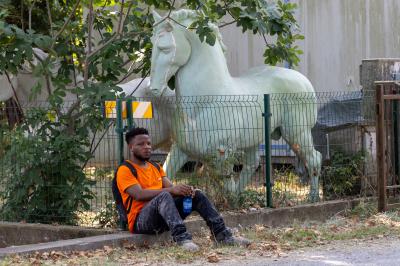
left=220, top=0, right=400, bottom=92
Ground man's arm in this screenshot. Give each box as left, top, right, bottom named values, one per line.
left=126, top=183, right=192, bottom=201
left=162, top=176, right=195, bottom=197
left=162, top=176, right=173, bottom=188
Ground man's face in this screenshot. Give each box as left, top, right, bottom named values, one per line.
left=129, top=134, right=152, bottom=161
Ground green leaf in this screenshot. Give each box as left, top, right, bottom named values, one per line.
left=33, top=35, right=52, bottom=50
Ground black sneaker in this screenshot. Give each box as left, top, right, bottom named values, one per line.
left=218, top=235, right=251, bottom=247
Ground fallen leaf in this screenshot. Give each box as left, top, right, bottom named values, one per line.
left=329, top=225, right=339, bottom=232
left=104, top=245, right=113, bottom=252
left=255, top=225, right=266, bottom=232
left=78, top=251, right=87, bottom=257
left=124, top=243, right=137, bottom=251
left=247, top=243, right=258, bottom=250
left=367, top=220, right=376, bottom=227
left=207, top=253, right=220, bottom=263
left=260, top=243, right=279, bottom=251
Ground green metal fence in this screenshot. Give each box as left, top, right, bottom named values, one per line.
left=0, top=92, right=376, bottom=227
left=269, top=92, right=375, bottom=206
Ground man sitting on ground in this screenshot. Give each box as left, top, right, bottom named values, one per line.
left=116, top=127, right=250, bottom=251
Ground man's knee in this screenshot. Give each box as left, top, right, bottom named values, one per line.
left=157, top=191, right=173, bottom=200
left=194, top=189, right=207, bottom=200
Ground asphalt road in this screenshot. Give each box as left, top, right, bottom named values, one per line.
left=185, top=236, right=400, bottom=266
left=228, top=237, right=400, bottom=266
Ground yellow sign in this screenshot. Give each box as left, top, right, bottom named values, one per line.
left=104, top=101, right=153, bottom=119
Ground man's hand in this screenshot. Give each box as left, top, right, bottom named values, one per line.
left=169, top=184, right=193, bottom=197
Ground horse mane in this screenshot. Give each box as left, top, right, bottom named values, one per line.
left=170, top=9, right=227, bottom=53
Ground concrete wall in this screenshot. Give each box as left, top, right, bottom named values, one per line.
left=220, top=0, right=400, bottom=92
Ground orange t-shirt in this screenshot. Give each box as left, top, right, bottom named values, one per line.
left=116, top=160, right=166, bottom=232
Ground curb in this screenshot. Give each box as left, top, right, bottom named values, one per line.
left=0, top=198, right=362, bottom=257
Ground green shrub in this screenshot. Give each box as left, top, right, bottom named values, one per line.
left=0, top=83, right=115, bottom=225
left=94, top=199, right=118, bottom=228
left=238, top=190, right=266, bottom=209
left=322, top=150, right=365, bottom=200
left=345, top=200, right=377, bottom=219
left=0, top=108, right=96, bottom=224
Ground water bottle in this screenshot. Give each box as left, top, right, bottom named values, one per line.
left=183, top=196, right=192, bottom=214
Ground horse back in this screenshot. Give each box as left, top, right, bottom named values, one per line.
left=235, top=65, right=315, bottom=95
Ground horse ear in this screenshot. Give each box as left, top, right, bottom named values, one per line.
left=152, top=10, right=162, bottom=22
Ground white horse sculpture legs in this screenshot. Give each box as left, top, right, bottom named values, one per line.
left=163, top=143, right=189, bottom=178
left=280, top=124, right=322, bottom=200
left=232, top=145, right=260, bottom=192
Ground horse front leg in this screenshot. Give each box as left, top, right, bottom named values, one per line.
left=234, top=146, right=260, bottom=193
left=163, top=142, right=189, bottom=179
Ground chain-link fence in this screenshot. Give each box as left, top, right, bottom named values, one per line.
left=270, top=92, right=375, bottom=207
left=0, top=92, right=377, bottom=227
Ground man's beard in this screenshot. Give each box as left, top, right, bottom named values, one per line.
left=134, top=153, right=150, bottom=162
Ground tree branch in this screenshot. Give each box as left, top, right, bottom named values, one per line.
left=115, top=61, right=145, bottom=85
left=28, top=3, right=33, bottom=31
left=20, top=0, right=25, bottom=31
left=262, top=33, right=270, bottom=46
left=219, top=20, right=236, bottom=28
left=84, top=0, right=94, bottom=84
left=46, top=0, right=54, bottom=37
left=127, top=70, right=150, bottom=96
left=86, top=0, right=128, bottom=60
left=86, top=32, right=118, bottom=59
left=52, top=0, right=81, bottom=46
left=166, top=0, right=176, bottom=18
left=116, top=0, right=125, bottom=34
left=120, top=0, right=135, bottom=37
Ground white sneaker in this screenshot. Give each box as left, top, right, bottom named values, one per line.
left=178, top=240, right=200, bottom=252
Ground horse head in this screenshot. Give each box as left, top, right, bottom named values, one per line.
left=150, top=10, right=196, bottom=97
left=150, top=10, right=228, bottom=97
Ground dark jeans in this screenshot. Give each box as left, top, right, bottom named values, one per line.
left=133, top=190, right=231, bottom=243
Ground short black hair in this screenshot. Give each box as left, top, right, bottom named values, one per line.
left=125, top=127, right=149, bottom=144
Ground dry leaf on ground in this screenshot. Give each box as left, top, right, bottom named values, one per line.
left=207, top=253, right=220, bottom=263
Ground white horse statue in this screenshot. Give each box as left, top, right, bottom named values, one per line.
left=150, top=10, right=322, bottom=200
left=0, top=49, right=175, bottom=166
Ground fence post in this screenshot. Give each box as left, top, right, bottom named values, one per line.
left=264, top=94, right=273, bottom=208
left=376, top=84, right=387, bottom=212
left=392, top=76, right=400, bottom=182
left=126, top=98, right=133, bottom=130
left=116, top=99, right=124, bottom=164
left=393, top=99, right=400, bottom=180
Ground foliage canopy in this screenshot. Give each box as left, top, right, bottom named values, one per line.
left=0, top=0, right=304, bottom=224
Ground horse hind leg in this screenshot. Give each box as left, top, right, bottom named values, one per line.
left=281, top=127, right=322, bottom=202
